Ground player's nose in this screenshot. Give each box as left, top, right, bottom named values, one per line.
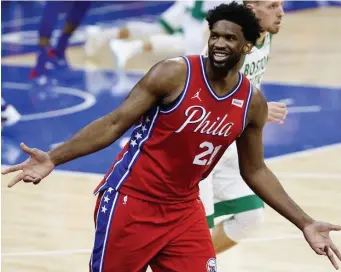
left=278, top=6, right=285, bottom=18
left=214, top=37, right=227, bottom=49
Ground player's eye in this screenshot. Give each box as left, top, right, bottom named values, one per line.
left=226, top=35, right=236, bottom=41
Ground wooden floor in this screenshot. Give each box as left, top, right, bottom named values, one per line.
left=2, top=145, right=341, bottom=272
left=2, top=7, right=341, bottom=272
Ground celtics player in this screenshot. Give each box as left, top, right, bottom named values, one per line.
left=95, top=1, right=227, bottom=69
left=85, top=1, right=199, bottom=59
left=85, top=1, right=185, bottom=58
left=199, top=0, right=287, bottom=254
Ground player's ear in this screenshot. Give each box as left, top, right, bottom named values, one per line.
left=242, top=43, right=253, bottom=55
left=245, top=1, right=257, bottom=13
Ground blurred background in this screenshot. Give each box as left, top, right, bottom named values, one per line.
left=1, top=1, right=341, bottom=271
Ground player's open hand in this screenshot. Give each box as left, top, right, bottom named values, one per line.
left=303, top=221, right=341, bottom=270
left=267, top=101, right=288, bottom=124
left=1, top=143, right=54, bottom=188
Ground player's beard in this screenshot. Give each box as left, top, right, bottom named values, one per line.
left=208, top=51, right=241, bottom=76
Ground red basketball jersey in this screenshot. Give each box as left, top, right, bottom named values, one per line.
left=94, top=55, right=253, bottom=203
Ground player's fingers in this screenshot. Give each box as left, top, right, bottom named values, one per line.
left=271, top=107, right=288, bottom=115
left=23, top=175, right=36, bottom=183
left=268, top=105, right=287, bottom=117
left=20, top=142, right=37, bottom=156
left=270, top=112, right=286, bottom=121
left=269, top=102, right=287, bottom=108
left=1, top=164, right=23, bottom=175
left=8, top=172, right=25, bottom=188
left=274, top=119, right=284, bottom=124
left=276, top=103, right=287, bottom=109
left=268, top=117, right=284, bottom=124
left=281, top=107, right=288, bottom=115
left=275, top=111, right=287, bottom=118
left=23, top=173, right=41, bottom=183
left=279, top=112, right=287, bottom=119
left=330, top=243, right=341, bottom=261
left=33, top=179, right=41, bottom=185
left=329, top=224, right=341, bottom=231
left=314, top=247, right=327, bottom=256
left=325, top=246, right=339, bottom=270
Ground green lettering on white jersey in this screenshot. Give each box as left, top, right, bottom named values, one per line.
left=241, top=33, right=272, bottom=89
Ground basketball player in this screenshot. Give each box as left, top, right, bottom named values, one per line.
left=30, top=1, right=91, bottom=80
left=3, top=3, right=341, bottom=271
left=199, top=0, right=288, bottom=255
left=86, top=0, right=226, bottom=68
left=85, top=0, right=186, bottom=58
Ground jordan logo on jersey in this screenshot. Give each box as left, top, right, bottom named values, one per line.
left=191, top=89, right=202, bottom=101
left=175, top=105, right=234, bottom=137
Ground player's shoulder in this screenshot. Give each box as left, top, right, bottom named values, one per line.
left=142, top=57, right=189, bottom=96
left=250, top=85, right=266, bottom=105
left=157, top=57, right=187, bottom=71
left=148, top=57, right=187, bottom=81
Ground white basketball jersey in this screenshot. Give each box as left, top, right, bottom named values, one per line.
left=240, top=33, right=272, bottom=88
left=183, top=1, right=222, bottom=16
left=183, top=0, right=243, bottom=21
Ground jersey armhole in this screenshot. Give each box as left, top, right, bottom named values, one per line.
left=238, top=83, right=254, bottom=137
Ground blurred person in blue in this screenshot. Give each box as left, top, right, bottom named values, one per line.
left=29, top=1, right=91, bottom=80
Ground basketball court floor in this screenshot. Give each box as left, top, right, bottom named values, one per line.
left=1, top=2, right=341, bottom=271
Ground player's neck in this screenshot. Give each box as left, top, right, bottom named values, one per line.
left=205, top=58, right=240, bottom=96
left=256, top=31, right=267, bottom=47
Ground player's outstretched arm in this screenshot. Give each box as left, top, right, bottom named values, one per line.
left=2, top=58, right=187, bottom=188
left=236, top=88, right=341, bottom=270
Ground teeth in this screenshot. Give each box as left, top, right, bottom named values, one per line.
left=214, top=53, right=227, bottom=57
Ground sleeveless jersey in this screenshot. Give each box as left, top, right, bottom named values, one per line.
left=94, top=55, right=253, bottom=204
left=241, top=32, right=272, bottom=88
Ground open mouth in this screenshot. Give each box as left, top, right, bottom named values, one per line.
left=213, top=51, right=230, bottom=62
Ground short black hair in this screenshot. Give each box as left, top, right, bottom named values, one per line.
left=206, top=2, right=261, bottom=45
